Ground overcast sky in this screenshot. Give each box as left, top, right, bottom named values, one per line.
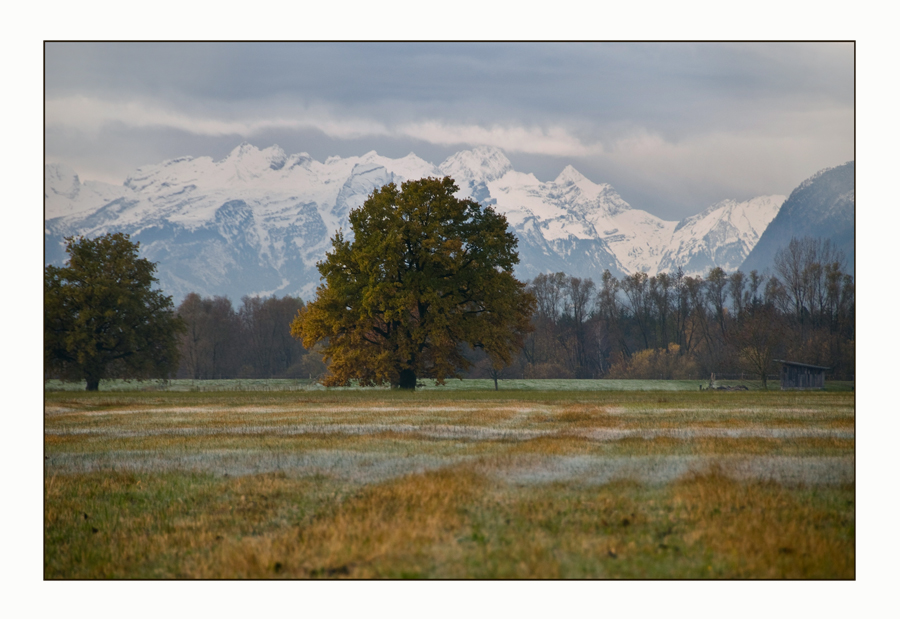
left=45, top=41, right=853, bottom=220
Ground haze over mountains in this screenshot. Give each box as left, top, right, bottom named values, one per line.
left=45, top=143, right=852, bottom=303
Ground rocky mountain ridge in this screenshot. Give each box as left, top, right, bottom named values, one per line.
left=741, top=161, right=854, bottom=275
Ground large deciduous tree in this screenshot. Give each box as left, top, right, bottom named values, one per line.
left=45, top=233, right=184, bottom=390
left=290, top=176, right=535, bottom=389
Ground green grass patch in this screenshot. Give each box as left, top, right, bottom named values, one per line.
left=45, top=377, right=855, bottom=393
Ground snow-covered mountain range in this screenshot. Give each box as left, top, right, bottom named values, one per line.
left=45, top=143, right=784, bottom=303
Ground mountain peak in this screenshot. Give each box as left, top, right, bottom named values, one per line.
left=262, top=144, right=287, bottom=170
left=227, top=142, right=258, bottom=158
left=795, top=160, right=854, bottom=194
left=469, top=144, right=509, bottom=158
left=439, top=146, right=512, bottom=185
left=555, top=165, right=587, bottom=185
left=220, top=143, right=288, bottom=172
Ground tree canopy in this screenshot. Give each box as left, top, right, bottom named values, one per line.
left=45, top=233, right=184, bottom=390
left=290, top=176, right=535, bottom=389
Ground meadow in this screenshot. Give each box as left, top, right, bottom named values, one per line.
left=43, top=381, right=855, bottom=579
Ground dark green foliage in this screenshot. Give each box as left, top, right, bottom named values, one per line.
left=291, top=176, right=535, bottom=389
left=45, top=233, right=184, bottom=390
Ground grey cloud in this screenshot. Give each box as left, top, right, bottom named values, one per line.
left=46, top=42, right=851, bottom=123
left=44, top=42, right=853, bottom=220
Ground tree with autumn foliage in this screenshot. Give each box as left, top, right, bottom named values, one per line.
left=290, top=176, right=535, bottom=390
left=44, top=233, right=184, bottom=390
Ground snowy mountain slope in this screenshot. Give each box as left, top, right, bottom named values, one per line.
left=45, top=163, right=131, bottom=220
left=45, top=143, right=432, bottom=301
left=656, top=196, right=784, bottom=275
left=440, top=148, right=780, bottom=280
left=442, top=152, right=628, bottom=279
left=45, top=143, right=785, bottom=303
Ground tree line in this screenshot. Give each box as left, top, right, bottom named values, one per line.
left=172, top=235, right=854, bottom=385
left=505, top=236, right=854, bottom=385
left=174, top=293, right=323, bottom=380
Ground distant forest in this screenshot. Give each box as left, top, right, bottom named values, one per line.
left=173, top=236, right=854, bottom=383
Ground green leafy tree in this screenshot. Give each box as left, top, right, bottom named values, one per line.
left=291, top=176, right=535, bottom=390
left=45, top=233, right=184, bottom=390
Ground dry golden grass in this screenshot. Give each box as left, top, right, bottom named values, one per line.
left=671, top=471, right=855, bottom=578
left=159, top=467, right=481, bottom=578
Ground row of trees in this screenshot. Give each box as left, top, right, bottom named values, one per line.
left=166, top=236, right=854, bottom=386
left=513, top=237, right=854, bottom=384
left=174, top=293, right=321, bottom=380
left=171, top=237, right=853, bottom=387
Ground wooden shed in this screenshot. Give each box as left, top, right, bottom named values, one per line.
left=774, top=360, right=829, bottom=390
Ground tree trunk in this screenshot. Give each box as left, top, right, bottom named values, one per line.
left=397, top=368, right=417, bottom=390
left=85, top=376, right=101, bottom=391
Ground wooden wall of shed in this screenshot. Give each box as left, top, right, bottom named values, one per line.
left=780, top=365, right=825, bottom=389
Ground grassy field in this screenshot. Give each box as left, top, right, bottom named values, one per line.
left=44, top=385, right=855, bottom=579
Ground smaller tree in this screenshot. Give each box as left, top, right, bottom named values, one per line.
left=45, top=233, right=184, bottom=390
left=732, top=305, right=785, bottom=388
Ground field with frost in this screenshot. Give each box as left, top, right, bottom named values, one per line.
left=44, top=377, right=855, bottom=392
left=44, top=386, right=854, bottom=578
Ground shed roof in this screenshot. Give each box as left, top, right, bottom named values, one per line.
left=774, top=359, right=831, bottom=371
